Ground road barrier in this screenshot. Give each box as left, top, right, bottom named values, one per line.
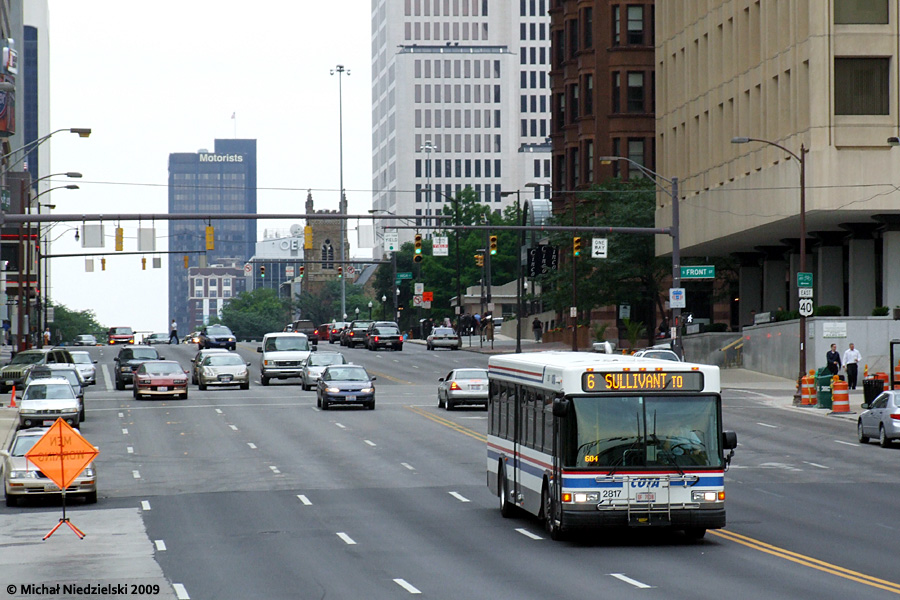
left=831, top=380, right=850, bottom=413
left=801, top=372, right=816, bottom=406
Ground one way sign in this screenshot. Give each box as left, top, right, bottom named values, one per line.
left=592, top=238, right=608, bottom=258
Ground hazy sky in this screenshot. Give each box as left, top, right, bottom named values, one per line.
left=45, top=1, right=372, bottom=333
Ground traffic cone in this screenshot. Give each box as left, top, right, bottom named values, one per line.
left=864, top=364, right=869, bottom=378
left=9, top=385, right=15, bottom=408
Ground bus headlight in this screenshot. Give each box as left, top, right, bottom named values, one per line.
left=691, top=491, right=722, bottom=502
left=573, top=493, right=599, bottom=503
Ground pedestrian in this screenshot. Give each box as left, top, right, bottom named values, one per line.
left=826, top=343, right=841, bottom=377
left=169, top=319, right=179, bottom=344
left=473, top=312, right=481, bottom=335
left=532, top=317, right=543, bottom=342
left=842, top=342, right=862, bottom=390
left=42, top=327, right=51, bottom=347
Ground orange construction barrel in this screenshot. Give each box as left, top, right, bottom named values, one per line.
left=831, top=380, right=850, bottom=413
left=801, top=374, right=816, bottom=406
left=894, top=362, right=900, bottom=389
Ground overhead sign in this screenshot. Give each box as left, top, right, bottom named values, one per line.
left=25, top=419, right=98, bottom=492
left=384, top=232, right=399, bottom=253
left=669, top=288, right=686, bottom=309
left=797, top=272, right=813, bottom=288
left=592, top=238, right=608, bottom=258
left=526, top=245, right=559, bottom=277
left=681, top=265, right=715, bottom=279
left=396, top=272, right=413, bottom=280
left=433, top=236, right=449, bottom=257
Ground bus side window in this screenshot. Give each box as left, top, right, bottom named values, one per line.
left=542, top=392, right=554, bottom=453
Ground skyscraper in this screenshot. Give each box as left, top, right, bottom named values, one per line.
left=371, top=0, right=552, bottom=249
left=168, top=139, right=256, bottom=330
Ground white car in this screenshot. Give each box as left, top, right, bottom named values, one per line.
left=301, top=352, right=347, bottom=391
left=633, top=348, right=682, bottom=362
left=17, top=378, right=80, bottom=429
left=257, top=332, right=313, bottom=386
left=69, top=351, right=97, bottom=386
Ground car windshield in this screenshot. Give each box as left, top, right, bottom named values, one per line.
left=309, top=353, right=346, bottom=367
left=70, top=353, right=92, bottom=364
left=42, top=371, right=79, bottom=387
left=112, top=327, right=133, bottom=335
left=454, top=369, right=488, bottom=380
left=204, top=355, right=244, bottom=366
left=265, top=337, right=309, bottom=352
left=129, top=349, right=159, bottom=360
left=10, top=434, right=42, bottom=457
left=9, top=352, right=44, bottom=366
left=206, top=326, right=231, bottom=335
left=432, top=328, right=455, bottom=336
left=24, top=383, right=75, bottom=400
left=141, top=362, right=183, bottom=375
left=327, top=367, right=369, bottom=382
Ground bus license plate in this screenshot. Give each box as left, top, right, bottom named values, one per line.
left=636, top=492, right=655, bottom=503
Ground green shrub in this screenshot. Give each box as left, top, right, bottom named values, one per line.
left=872, top=306, right=890, bottom=316
left=814, top=305, right=842, bottom=317
left=775, top=310, right=800, bottom=321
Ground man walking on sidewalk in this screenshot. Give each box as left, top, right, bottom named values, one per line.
left=843, top=343, right=862, bottom=390
left=826, top=343, right=841, bottom=377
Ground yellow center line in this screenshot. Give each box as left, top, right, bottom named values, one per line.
left=406, top=405, right=487, bottom=442
left=369, top=370, right=413, bottom=385
left=711, top=529, right=900, bottom=594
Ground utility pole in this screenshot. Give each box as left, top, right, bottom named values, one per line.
left=331, top=64, right=349, bottom=319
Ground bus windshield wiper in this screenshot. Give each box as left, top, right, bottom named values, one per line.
left=607, top=413, right=643, bottom=477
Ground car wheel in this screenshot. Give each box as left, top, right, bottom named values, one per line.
left=880, top=425, right=892, bottom=448
left=427, top=344, right=432, bottom=351
left=181, top=391, right=188, bottom=400
left=132, top=387, right=139, bottom=399
left=316, top=394, right=322, bottom=408
left=84, top=490, right=98, bottom=504
left=240, top=381, right=250, bottom=390
left=5, top=494, right=16, bottom=507
left=396, top=345, right=402, bottom=352
left=261, top=376, right=269, bottom=386
left=192, top=374, right=198, bottom=385
left=230, top=345, right=236, bottom=351
left=322, top=399, right=330, bottom=410
left=115, top=378, right=125, bottom=391
left=368, top=401, right=375, bottom=410
left=198, top=382, right=207, bottom=391
left=858, top=421, right=870, bottom=444
left=446, top=398, right=454, bottom=411
left=80, top=406, right=86, bottom=422
left=438, top=393, right=445, bottom=409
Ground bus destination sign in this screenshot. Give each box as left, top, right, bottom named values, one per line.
left=581, top=371, right=705, bottom=393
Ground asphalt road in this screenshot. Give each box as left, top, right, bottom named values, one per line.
left=2, top=341, right=900, bottom=599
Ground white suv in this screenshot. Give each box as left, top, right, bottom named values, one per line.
left=257, top=332, right=313, bottom=386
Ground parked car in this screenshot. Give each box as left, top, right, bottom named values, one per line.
left=301, top=352, right=347, bottom=391
left=2, top=426, right=97, bottom=507
left=17, top=378, right=80, bottom=429
left=114, top=346, right=163, bottom=390
left=426, top=327, right=461, bottom=351
left=24, top=365, right=87, bottom=422
left=72, top=334, right=98, bottom=346
left=633, top=348, right=682, bottom=362
left=0, top=347, right=75, bottom=393
left=437, top=368, right=489, bottom=410
left=198, top=324, right=237, bottom=350
left=144, top=333, right=170, bottom=345
left=341, top=320, right=374, bottom=348
left=327, top=321, right=350, bottom=344
left=290, top=319, right=320, bottom=345
left=257, top=332, right=313, bottom=386
left=132, top=360, right=189, bottom=400
left=107, top=326, right=135, bottom=345
left=191, top=348, right=230, bottom=385
left=69, top=351, right=97, bottom=386
left=197, top=353, right=250, bottom=391
left=365, top=322, right=403, bottom=351
left=316, top=364, right=376, bottom=410
left=859, top=391, right=900, bottom=447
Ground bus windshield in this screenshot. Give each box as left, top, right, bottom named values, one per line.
left=566, top=395, right=722, bottom=469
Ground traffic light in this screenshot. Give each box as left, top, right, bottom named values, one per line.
left=414, top=253, right=423, bottom=263
left=115, top=227, right=124, bottom=251
left=260, top=265, right=266, bottom=278
left=337, top=266, right=343, bottom=278
left=414, top=233, right=423, bottom=255
left=299, top=266, right=305, bottom=278
left=141, top=257, right=146, bottom=271
left=475, top=254, right=484, bottom=267
left=573, top=236, right=582, bottom=257
left=205, top=225, right=215, bottom=251
left=183, top=255, right=189, bottom=269
left=489, top=235, right=498, bottom=255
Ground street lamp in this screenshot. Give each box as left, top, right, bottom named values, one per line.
left=598, top=156, right=682, bottom=356
left=355, top=307, right=360, bottom=319
left=331, top=65, right=349, bottom=319
left=368, top=301, right=373, bottom=319
left=732, top=136, right=808, bottom=397
left=381, top=294, right=387, bottom=319
left=420, top=140, right=436, bottom=234
left=1, top=128, right=91, bottom=175
left=501, top=183, right=542, bottom=353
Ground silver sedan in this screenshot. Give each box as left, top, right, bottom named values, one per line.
left=302, top=352, right=347, bottom=391
left=438, top=368, right=488, bottom=410
left=197, top=353, right=250, bottom=390
left=858, top=390, right=900, bottom=447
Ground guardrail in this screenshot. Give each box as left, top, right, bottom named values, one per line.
left=719, top=337, right=743, bottom=368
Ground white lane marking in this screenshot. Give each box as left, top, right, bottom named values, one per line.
left=101, top=365, right=113, bottom=391
left=269, top=465, right=281, bottom=474
left=215, top=409, right=223, bottom=414
left=229, top=424, right=239, bottom=431
left=335, top=423, right=346, bottom=429
left=154, top=540, right=167, bottom=551
left=393, top=579, right=421, bottom=594
left=132, top=470, right=141, bottom=479
left=337, top=532, right=357, bottom=545
left=401, top=463, right=416, bottom=471
left=449, top=491, right=470, bottom=503
left=412, top=365, right=420, bottom=369
left=173, top=583, right=190, bottom=599
left=122, top=428, right=129, bottom=435
left=803, top=461, right=829, bottom=469
left=835, top=440, right=857, bottom=447
left=247, top=442, right=257, bottom=449
left=141, top=500, right=151, bottom=511
left=756, top=422, right=778, bottom=428
left=610, top=573, right=653, bottom=589
left=297, top=495, right=312, bottom=505
left=515, top=528, right=543, bottom=540
left=364, top=440, right=377, bottom=447
left=118, top=412, right=124, bottom=418
left=127, top=446, right=134, bottom=454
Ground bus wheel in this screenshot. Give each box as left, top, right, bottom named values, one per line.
left=542, top=484, right=565, bottom=541
left=499, top=465, right=515, bottom=518
left=684, top=527, right=707, bottom=541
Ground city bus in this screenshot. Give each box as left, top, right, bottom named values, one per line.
left=487, top=352, right=737, bottom=540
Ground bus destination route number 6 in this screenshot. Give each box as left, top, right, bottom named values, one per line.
left=581, top=371, right=705, bottom=393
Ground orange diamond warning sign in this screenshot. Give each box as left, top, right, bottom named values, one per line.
left=25, top=418, right=98, bottom=491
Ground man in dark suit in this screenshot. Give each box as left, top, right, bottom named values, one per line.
left=826, top=343, right=841, bottom=376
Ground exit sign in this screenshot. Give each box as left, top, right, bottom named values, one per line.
left=680, top=265, right=715, bottom=279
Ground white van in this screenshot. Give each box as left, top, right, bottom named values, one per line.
left=256, top=332, right=314, bottom=386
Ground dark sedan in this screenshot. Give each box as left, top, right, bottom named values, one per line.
left=316, top=365, right=376, bottom=410
left=366, top=324, right=403, bottom=351
left=198, top=325, right=237, bottom=350
left=114, top=346, right=163, bottom=390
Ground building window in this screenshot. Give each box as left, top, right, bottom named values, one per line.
left=834, top=57, right=889, bottom=115
left=627, top=5, right=644, bottom=45
left=612, top=5, right=620, bottom=46
left=627, top=72, right=644, bottom=112
left=567, top=19, right=579, bottom=58
left=612, top=72, right=621, bottom=113
left=585, top=139, right=594, bottom=183
left=582, top=7, right=593, bottom=48
left=612, top=138, right=621, bottom=177
left=627, top=138, right=645, bottom=173
left=835, top=0, right=887, bottom=23
left=584, top=74, right=594, bottom=115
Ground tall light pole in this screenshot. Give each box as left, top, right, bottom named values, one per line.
left=420, top=140, right=435, bottom=235
left=331, top=65, right=349, bottom=319
left=732, top=136, right=808, bottom=397
left=1, top=128, right=91, bottom=176
left=502, top=183, right=541, bottom=353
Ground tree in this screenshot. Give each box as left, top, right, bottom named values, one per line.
left=219, top=288, right=289, bottom=340
left=48, top=303, right=106, bottom=343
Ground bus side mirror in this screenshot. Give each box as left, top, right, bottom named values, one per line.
left=722, top=430, right=737, bottom=450
left=257, top=347, right=262, bottom=353
left=552, top=398, right=569, bottom=417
